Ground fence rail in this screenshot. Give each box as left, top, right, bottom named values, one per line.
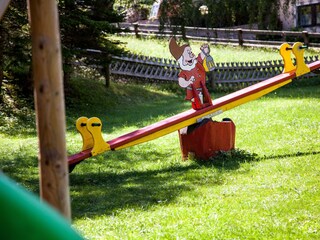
left=109, top=53, right=319, bottom=90
left=110, top=54, right=179, bottom=81
left=118, top=22, right=320, bottom=48
left=72, top=48, right=319, bottom=90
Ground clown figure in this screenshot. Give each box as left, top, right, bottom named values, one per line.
left=169, top=37, right=212, bottom=106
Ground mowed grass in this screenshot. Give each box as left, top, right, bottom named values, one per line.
left=1, top=75, right=319, bottom=239
left=110, top=35, right=320, bottom=62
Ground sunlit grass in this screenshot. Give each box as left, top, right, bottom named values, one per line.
left=1, top=30, right=320, bottom=239
left=109, top=35, right=320, bottom=63
left=2, top=76, right=319, bottom=239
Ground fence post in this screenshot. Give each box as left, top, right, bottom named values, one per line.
left=214, top=29, right=218, bottom=39
left=134, top=23, right=140, bottom=38
left=105, top=63, right=110, bottom=88
left=281, top=31, right=286, bottom=42
left=209, top=71, right=216, bottom=90
left=237, top=28, right=243, bottom=46
left=302, top=31, right=309, bottom=46
left=206, top=29, right=210, bottom=42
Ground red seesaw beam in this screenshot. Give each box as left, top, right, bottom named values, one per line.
left=68, top=60, right=320, bottom=166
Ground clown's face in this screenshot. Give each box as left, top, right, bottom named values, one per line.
left=182, top=46, right=195, bottom=66
left=178, top=46, right=197, bottom=71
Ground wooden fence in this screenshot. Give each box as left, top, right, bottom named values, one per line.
left=117, top=22, right=320, bottom=48
left=110, top=54, right=179, bottom=81
left=109, top=54, right=319, bottom=90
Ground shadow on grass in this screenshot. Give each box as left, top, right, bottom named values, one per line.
left=69, top=148, right=259, bottom=219
left=1, top=79, right=189, bottom=137
left=70, top=164, right=199, bottom=218
left=65, top=79, right=189, bottom=135
left=5, top=148, right=317, bottom=220
left=194, top=149, right=320, bottom=172
left=261, top=150, right=320, bottom=160
left=0, top=155, right=40, bottom=193
left=195, top=149, right=260, bottom=170
left=195, top=149, right=320, bottom=171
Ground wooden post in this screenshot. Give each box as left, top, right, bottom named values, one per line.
left=281, top=31, right=286, bottom=42
left=134, top=23, right=140, bottom=38
left=237, top=28, right=243, bottom=46
left=210, top=71, right=216, bottom=90
left=105, top=64, right=110, bottom=88
left=302, top=31, right=309, bottom=46
left=27, top=0, right=71, bottom=220
left=0, top=0, right=11, bottom=20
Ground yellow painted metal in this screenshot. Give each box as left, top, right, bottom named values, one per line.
left=114, top=78, right=292, bottom=151
left=279, top=43, right=296, bottom=73
left=203, top=58, right=209, bottom=72
left=218, top=79, right=292, bottom=112
left=76, top=117, right=94, bottom=151
left=86, top=117, right=110, bottom=156
left=203, top=55, right=215, bottom=72
left=292, top=42, right=310, bottom=77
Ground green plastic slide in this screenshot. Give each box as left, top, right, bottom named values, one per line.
left=0, top=174, right=83, bottom=240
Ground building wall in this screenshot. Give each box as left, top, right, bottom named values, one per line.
left=279, top=0, right=296, bottom=30
left=279, top=0, right=320, bottom=32
left=297, top=0, right=320, bottom=5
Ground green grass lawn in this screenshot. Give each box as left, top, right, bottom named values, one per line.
left=1, top=75, right=319, bottom=239
left=110, top=35, right=320, bottom=62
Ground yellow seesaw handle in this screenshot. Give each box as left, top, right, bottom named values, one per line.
left=76, top=117, right=94, bottom=151
left=86, top=117, right=110, bottom=156
left=279, top=43, right=296, bottom=74
left=292, top=42, right=310, bottom=77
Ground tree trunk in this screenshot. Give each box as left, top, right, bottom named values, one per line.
left=61, top=0, right=77, bottom=88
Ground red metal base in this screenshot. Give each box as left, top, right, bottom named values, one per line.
left=178, top=118, right=236, bottom=160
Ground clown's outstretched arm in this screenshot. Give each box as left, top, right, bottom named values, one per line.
left=178, top=76, right=195, bottom=88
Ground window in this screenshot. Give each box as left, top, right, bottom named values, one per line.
left=298, top=3, right=320, bottom=27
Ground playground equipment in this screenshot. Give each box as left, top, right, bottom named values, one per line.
left=168, top=37, right=213, bottom=110
left=179, top=118, right=236, bottom=160
left=68, top=42, right=320, bottom=171
left=202, top=46, right=216, bottom=72
left=0, top=174, right=83, bottom=240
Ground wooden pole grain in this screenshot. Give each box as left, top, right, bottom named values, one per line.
left=27, top=0, right=71, bottom=220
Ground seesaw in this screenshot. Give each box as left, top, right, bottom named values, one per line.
left=68, top=42, right=320, bottom=171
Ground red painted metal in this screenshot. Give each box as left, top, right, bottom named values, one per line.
left=191, top=83, right=202, bottom=110
left=191, top=82, right=213, bottom=110
left=308, top=60, right=320, bottom=71
left=68, top=150, right=91, bottom=166
left=201, top=81, right=213, bottom=105
left=179, top=119, right=236, bottom=160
